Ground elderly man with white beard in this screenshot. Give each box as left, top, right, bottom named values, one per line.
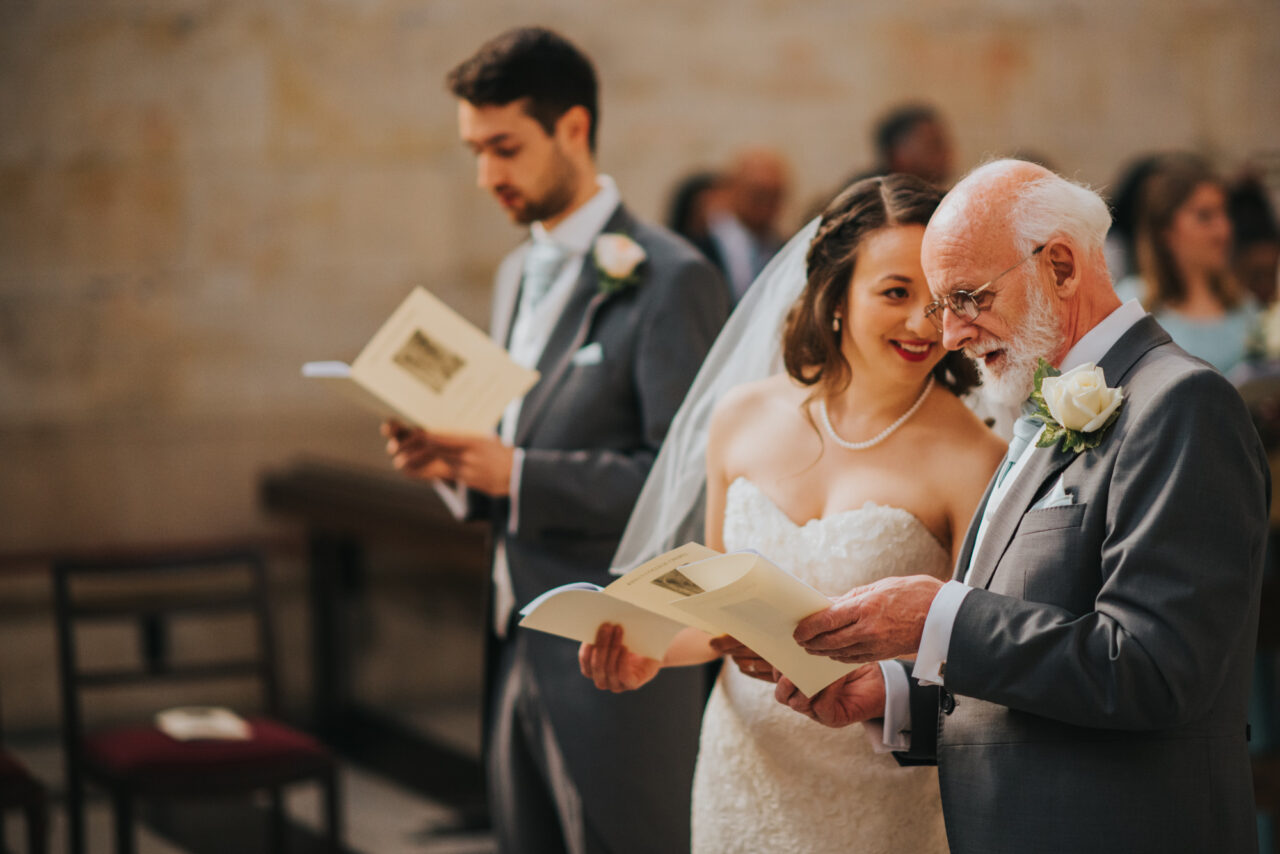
left=775, top=159, right=1269, bottom=854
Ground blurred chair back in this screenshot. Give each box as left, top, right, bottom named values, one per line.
left=0, top=682, right=48, bottom=854
left=53, top=544, right=340, bottom=854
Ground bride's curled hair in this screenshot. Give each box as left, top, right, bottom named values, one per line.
left=783, top=174, right=979, bottom=398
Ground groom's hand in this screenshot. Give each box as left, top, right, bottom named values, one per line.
left=774, top=665, right=886, bottom=728
left=422, top=431, right=515, bottom=496
left=794, top=575, right=943, bottom=663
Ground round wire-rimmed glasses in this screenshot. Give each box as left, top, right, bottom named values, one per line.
left=923, top=244, right=1046, bottom=332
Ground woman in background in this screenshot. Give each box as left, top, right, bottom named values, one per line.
left=1116, top=153, right=1259, bottom=374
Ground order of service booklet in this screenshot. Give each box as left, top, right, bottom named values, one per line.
left=518, top=543, right=859, bottom=697
left=303, top=287, right=540, bottom=435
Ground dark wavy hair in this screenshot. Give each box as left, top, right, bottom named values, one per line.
left=782, top=174, right=979, bottom=405
left=1135, top=153, right=1241, bottom=312
left=446, top=27, right=600, bottom=152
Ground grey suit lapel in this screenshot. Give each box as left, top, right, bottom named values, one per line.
left=965, top=315, right=1172, bottom=590
left=513, top=204, right=632, bottom=446
left=954, top=474, right=996, bottom=581
left=493, top=247, right=526, bottom=347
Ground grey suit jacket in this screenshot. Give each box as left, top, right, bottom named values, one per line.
left=474, top=203, right=728, bottom=854
left=904, top=316, right=1270, bottom=854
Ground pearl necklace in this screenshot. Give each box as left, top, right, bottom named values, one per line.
left=817, top=376, right=935, bottom=451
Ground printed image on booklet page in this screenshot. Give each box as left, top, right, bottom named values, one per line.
left=393, top=329, right=467, bottom=393
left=650, top=568, right=705, bottom=597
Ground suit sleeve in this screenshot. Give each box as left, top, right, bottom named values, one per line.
left=945, top=369, right=1270, bottom=730
left=516, top=257, right=728, bottom=541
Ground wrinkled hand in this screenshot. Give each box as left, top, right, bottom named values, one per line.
left=578, top=623, right=661, bottom=693
left=794, top=575, right=943, bottom=663
left=709, top=635, right=778, bottom=683
left=382, top=420, right=515, bottom=496
left=775, top=665, right=886, bottom=728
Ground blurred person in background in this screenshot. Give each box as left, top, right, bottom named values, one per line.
left=1104, top=154, right=1163, bottom=281
left=707, top=147, right=790, bottom=302
left=1115, top=153, right=1260, bottom=375
left=848, top=103, right=955, bottom=189
left=667, top=169, right=729, bottom=277
left=1228, top=172, right=1280, bottom=306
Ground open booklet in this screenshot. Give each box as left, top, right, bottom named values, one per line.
left=304, top=287, right=539, bottom=435
left=518, top=543, right=858, bottom=696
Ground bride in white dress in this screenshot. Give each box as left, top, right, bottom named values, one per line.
left=580, top=175, right=1005, bottom=853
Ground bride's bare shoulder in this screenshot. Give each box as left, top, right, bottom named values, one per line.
left=709, top=374, right=808, bottom=440
left=923, top=391, right=1006, bottom=468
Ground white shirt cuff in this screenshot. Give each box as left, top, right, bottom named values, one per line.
left=913, top=580, right=972, bottom=686
left=507, top=448, right=525, bottom=535
left=872, top=660, right=912, bottom=752
left=432, top=479, right=469, bottom=521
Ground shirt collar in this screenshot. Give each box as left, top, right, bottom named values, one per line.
left=529, top=175, right=621, bottom=255
left=1059, top=299, right=1147, bottom=372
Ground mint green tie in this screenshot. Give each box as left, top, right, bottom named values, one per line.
left=998, top=415, right=1041, bottom=487
left=517, top=239, right=568, bottom=321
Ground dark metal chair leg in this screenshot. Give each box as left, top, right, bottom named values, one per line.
left=27, top=796, right=50, bottom=854
left=269, top=788, right=289, bottom=853
left=111, top=791, right=136, bottom=854
left=65, top=773, right=85, bottom=854
left=323, top=768, right=343, bottom=853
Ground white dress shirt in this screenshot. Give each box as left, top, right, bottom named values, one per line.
left=438, top=176, right=622, bottom=636
left=877, top=299, right=1147, bottom=749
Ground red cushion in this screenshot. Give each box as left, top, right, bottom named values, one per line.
left=0, top=748, right=43, bottom=802
left=83, top=716, right=331, bottom=793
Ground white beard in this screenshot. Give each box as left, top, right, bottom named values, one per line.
left=969, top=278, right=1064, bottom=407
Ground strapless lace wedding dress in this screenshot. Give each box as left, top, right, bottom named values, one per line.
left=691, top=477, right=951, bottom=854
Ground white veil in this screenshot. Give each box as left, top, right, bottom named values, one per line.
left=611, top=218, right=821, bottom=572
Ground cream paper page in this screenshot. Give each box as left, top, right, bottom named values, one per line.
left=670, top=552, right=857, bottom=696
left=517, top=543, right=721, bottom=658
left=347, top=287, right=539, bottom=434
left=517, top=585, right=687, bottom=660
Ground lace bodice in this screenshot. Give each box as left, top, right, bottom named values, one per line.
left=720, top=477, right=950, bottom=591
left=691, top=477, right=951, bottom=854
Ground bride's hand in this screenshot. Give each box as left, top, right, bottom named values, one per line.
left=578, top=623, right=662, bottom=693
left=774, top=665, right=886, bottom=728
left=710, top=635, right=779, bottom=683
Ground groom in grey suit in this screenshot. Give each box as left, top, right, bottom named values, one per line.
left=385, top=28, right=727, bottom=854
left=777, top=160, right=1269, bottom=853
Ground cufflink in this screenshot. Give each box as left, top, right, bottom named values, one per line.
left=938, top=661, right=946, bottom=679
left=941, top=689, right=957, bottom=716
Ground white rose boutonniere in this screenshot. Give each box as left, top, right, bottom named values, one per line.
left=1031, top=358, right=1124, bottom=453
left=594, top=233, right=647, bottom=296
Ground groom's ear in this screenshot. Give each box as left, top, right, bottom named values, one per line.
left=554, top=105, right=593, bottom=155
left=1045, top=240, right=1081, bottom=300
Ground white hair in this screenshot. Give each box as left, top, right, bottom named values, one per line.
left=1008, top=170, right=1112, bottom=259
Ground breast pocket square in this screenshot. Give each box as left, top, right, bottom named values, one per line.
left=1032, top=475, right=1075, bottom=510
left=571, top=342, right=604, bottom=366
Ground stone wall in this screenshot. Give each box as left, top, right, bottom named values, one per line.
left=1, top=0, right=1277, bottom=549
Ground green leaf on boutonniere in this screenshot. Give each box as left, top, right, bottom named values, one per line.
left=594, top=233, right=646, bottom=297
left=1030, top=357, right=1125, bottom=453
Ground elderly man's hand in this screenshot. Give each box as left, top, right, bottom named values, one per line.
left=774, top=665, right=886, bottom=728
left=794, top=575, right=943, bottom=663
